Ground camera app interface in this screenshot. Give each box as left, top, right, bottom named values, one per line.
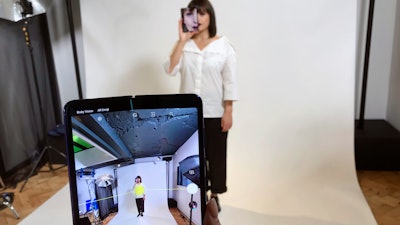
left=71, top=107, right=203, bottom=224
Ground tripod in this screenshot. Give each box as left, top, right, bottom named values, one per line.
left=19, top=127, right=67, bottom=192
left=18, top=9, right=66, bottom=192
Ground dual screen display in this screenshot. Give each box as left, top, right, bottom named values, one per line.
left=64, top=95, right=205, bottom=225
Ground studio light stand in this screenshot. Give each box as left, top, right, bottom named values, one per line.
left=189, top=194, right=194, bottom=225
left=187, top=183, right=198, bottom=225
left=17, top=0, right=66, bottom=193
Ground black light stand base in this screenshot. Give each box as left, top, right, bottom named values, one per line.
left=19, top=145, right=66, bottom=192
left=355, top=119, right=400, bottom=170
left=0, top=192, right=19, bottom=219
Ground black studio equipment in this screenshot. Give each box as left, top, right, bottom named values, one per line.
left=0, top=192, right=20, bottom=219
left=17, top=0, right=34, bottom=17
left=17, top=1, right=66, bottom=192
left=0, top=0, right=64, bottom=193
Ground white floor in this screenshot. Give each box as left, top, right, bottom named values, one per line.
left=18, top=154, right=376, bottom=225
left=18, top=184, right=375, bottom=225
left=219, top=205, right=356, bottom=225
left=18, top=185, right=72, bottom=225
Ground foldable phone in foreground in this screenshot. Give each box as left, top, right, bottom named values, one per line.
left=64, top=94, right=206, bottom=225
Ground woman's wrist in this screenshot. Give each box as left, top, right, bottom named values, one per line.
left=224, top=101, right=233, bottom=113
left=177, top=39, right=187, bottom=45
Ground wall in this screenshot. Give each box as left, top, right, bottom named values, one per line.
left=387, top=1, right=400, bottom=131
left=363, top=0, right=396, bottom=119
left=354, top=0, right=368, bottom=118
left=39, top=0, right=80, bottom=109
left=355, top=0, right=400, bottom=125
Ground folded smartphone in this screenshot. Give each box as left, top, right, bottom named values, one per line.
left=181, top=7, right=198, bottom=32
left=64, top=94, right=206, bottom=225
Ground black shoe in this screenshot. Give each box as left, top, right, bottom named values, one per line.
left=137, top=213, right=141, bottom=217
left=211, top=196, right=221, bottom=212
left=141, top=212, right=144, bottom=217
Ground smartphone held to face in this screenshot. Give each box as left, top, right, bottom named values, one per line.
left=181, top=7, right=198, bottom=32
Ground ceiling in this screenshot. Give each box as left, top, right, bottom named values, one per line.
left=72, top=108, right=199, bottom=160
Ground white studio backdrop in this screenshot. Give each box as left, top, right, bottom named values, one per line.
left=80, top=0, right=376, bottom=224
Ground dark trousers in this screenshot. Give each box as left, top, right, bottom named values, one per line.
left=135, top=198, right=144, bottom=213
left=204, top=118, right=228, bottom=194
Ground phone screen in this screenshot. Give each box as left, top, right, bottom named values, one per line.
left=64, top=95, right=205, bottom=225
left=181, top=8, right=198, bottom=32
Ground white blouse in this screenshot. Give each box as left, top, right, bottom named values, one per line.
left=164, top=36, right=239, bottom=118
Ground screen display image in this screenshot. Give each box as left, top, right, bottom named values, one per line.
left=181, top=7, right=198, bottom=32
left=64, top=95, right=205, bottom=225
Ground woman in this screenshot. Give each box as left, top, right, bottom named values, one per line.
left=164, top=0, right=238, bottom=212
left=133, top=176, right=145, bottom=217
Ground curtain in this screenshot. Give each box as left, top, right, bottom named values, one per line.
left=95, top=184, right=115, bottom=220
left=0, top=14, right=61, bottom=177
